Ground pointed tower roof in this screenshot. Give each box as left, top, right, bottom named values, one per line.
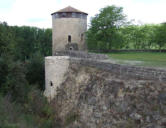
left=51, top=6, right=88, bottom=15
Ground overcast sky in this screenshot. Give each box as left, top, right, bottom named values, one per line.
left=0, top=0, right=166, bottom=28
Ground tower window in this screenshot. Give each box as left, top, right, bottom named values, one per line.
left=68, top=35, right=71, bottom=43
left=62, top=13, right=67, bottom=17
left=81, top=33, right=84, bottom=41
left=50, top=81, right=53, bottom=86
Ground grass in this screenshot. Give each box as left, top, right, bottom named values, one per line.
left=107, top=52, right=166, bottom=68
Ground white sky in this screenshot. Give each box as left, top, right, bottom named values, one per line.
left=0, top=0, right=166, bottom=28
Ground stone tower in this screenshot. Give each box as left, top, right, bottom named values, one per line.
left=51, top=6, right=88, bottom=55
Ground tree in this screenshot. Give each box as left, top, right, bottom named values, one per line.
left=154, top=23, right=166, bottom=50
left=25, top=52, right=45, bottom=90
left=120, top=24, right=158, bottom=49
left=0, top=21, right=51, bottom=95
left=86, top=5, right=127, bottom=51
left=0, top=22, right=15, bottom=56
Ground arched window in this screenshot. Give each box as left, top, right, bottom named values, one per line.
left=68, top=35, right=71, bottom=43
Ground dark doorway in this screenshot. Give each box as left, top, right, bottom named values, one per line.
left=68, top=35, right=71, bottom=43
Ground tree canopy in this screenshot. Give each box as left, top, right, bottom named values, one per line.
left=0, top=22, right=52, bottom=94
left=86, top=5, right=127, bottom=51
left=86, top=6, right=166, bottom=51
left=154, top=23, right=166, bottom=49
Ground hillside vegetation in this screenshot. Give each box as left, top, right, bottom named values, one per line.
left=0, top=22, right=58, bottom=128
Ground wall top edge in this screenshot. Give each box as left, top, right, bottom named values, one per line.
left=45, top=56, right=70, bottom=60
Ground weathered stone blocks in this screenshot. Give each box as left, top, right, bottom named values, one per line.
left=44, top=54, right=166, bottom=100
left=44, top=56, right=70, bottom=100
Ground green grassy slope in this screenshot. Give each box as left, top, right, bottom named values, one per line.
left=107, top=52, right=166, bottom=68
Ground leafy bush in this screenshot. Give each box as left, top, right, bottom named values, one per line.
left=0, top=88, right=57, bottom=128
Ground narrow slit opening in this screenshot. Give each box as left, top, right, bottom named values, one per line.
left=68, top=35, right=71, bottom=43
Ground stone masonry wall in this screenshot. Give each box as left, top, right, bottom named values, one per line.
left=53, top=51, right=109, bottom=60
left=52, top=61, right=166, bottom=128
left=71, top=58, right=166, bottom=82
left=45, top=54, right=166, bottom=127
left=44, top=55, right=166, bottom=100
left=44, top=56, right=70, bottom=100
left=52, top=17, right=87, bottom=53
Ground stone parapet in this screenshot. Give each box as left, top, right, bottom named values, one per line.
left=44, top=55, right=166, bottom=100
left=53, top=50, right=109, bottom=60
left=70, top=57, right=166, bottom=82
